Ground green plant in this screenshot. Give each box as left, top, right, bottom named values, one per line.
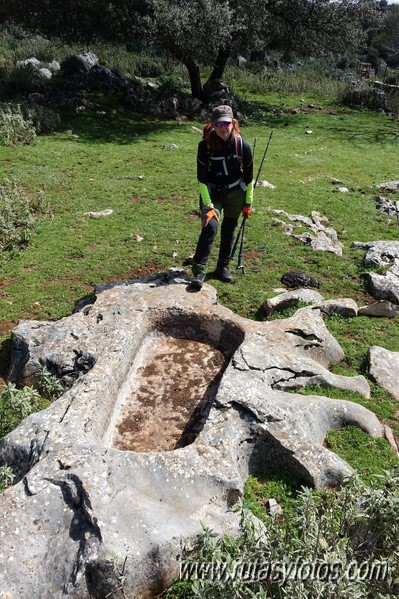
left=0, top=382, right=42, bottom=437
left=36, top=367, right=64, bottom=400
left=20, top=103, right=61, bottom=135
left=0, top=103, right=36, bottom=146
left=0, top=464, right=14, bottom=492
left=0, top=178, right=48, bottom=264
left=0, top=101, right=61, bottom=141
left=244, top=467, right=305, bottom=521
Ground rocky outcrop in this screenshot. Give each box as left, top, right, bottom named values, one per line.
left=351, top=241, right=399, bottom=305
left=351, top=240, right=399, bottom=267
left=272, top=210, right=343, bottom=255
left=0, top=270, right=387, bottom=598
left=368, top=345, right=399, bottom=401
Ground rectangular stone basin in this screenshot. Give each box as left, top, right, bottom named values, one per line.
left=110, top=335, right=226, bottom=452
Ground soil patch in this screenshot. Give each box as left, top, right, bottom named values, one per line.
left=112, top=336, right=226, bottom=452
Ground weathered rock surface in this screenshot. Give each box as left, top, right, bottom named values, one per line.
left=0, top=270, right=385, bottom=598
left=358, top=300, right=399, bottom=318
left=373, top=195, right=399, bottom=223
left=262, top=288, right=324, bottom=315
left=367, top=263, right=399, bottom=305
left=272, top=210, right=343, bottom=255
left=377, top=180, right=399, bottom=193
left=281, top=269, right=321, bottom=289
left=368, top=345, right=399, bottom=401
left=316, top=298, right=358, bottom=317
left=351, top=241, right=399, bottom=304
left=351, top=240, right=399, bottom=267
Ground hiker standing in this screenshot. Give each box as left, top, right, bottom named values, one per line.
left=191, top=105, right=254, bottom=289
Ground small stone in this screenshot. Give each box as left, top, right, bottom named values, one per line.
left=258, top=180, right=276, bottom=189
left=84, top=209, right=113, bottom=218
left=266, top=498, right=283, bottom=515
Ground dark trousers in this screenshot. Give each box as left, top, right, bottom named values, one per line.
left=193, top=217, right=237, bottom=271
left=192, top=187, right=245, bottom=274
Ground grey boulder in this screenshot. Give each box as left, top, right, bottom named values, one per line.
left=368, top=345, right=399, bottom=401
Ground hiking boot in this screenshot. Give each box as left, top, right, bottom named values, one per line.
left=215, top=264, right=233, bottom=283
left=190, top=272, right=206, bottom=290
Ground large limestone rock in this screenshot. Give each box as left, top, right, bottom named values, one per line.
left=351, top=240, right=399, bottom=267
left=0, top=270, right=385, bottom=598
left=368, top=345, right=399, bottom=401
left=351, top=241, right=399, bottom=304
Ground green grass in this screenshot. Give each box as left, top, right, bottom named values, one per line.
left=244, top=467, right=308, bottom=522
left=0, top=87, right=398, bottom=478
left=326, top=426, right=399, bottom=483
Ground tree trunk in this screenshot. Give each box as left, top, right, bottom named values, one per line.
left=208, top=46, right=230, bottom=81
left=184, top=58, right=204, bottom=100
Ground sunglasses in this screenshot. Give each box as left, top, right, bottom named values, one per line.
left=214, top=121, right=232, bottom=128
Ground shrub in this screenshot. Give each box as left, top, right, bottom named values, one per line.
left=167, top=472, right=399, bottom=598
left=0, top=465, right=14, bottom=492
left=0, top=382, right=42, bottom=437
left=0, top=178, right=48, bottom=262
left=20, top=103, right=61, bottom=135
left=0, top=102, right=60, bottom=145
left=8, top=63, right=38, bottom=95
left=0, top=103, right=36, bottom=146
left=36, top=367, right=64, bottom=400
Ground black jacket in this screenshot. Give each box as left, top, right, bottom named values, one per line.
left=197, top=135, right=253, bottom=190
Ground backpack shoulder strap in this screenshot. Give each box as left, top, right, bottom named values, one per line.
left=203, top=123, right=213, bottom=172
left=235, top=133, right=243, bottom=175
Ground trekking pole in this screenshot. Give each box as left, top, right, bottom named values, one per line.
left=229, top=131, right=274, bottom=268
left=254, top=130, right=273, bottom=191
left=229, top=215, right=245, bottom=261
left=237, top=216, right=247, bottom=273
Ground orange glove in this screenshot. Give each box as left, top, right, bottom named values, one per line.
left=201, top=206, right=220, bottom=227
left=241, top=203, right=252, bottom=218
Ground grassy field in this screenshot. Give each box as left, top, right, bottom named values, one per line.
left=0, top=91, right=398, bottom=475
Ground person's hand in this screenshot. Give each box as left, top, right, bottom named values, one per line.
left=241, top=203, right=252, bottom=218
left=201, top=205, right=220, bottom=227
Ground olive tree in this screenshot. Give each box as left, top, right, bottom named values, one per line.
left=143, top=0, right=270, bottom=98
left=0, top=0, right=383, bottom=98
left=266, top=0, right=383, bottom=59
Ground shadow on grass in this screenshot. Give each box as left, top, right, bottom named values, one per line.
left=0, top=335, right=11, bottom=380
left=60, top=108, right=179, bottom=145
left=58, top=95, right=314, bottom=146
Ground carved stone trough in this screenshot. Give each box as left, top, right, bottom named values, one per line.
left=0, top=270, right=387, bottom=598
